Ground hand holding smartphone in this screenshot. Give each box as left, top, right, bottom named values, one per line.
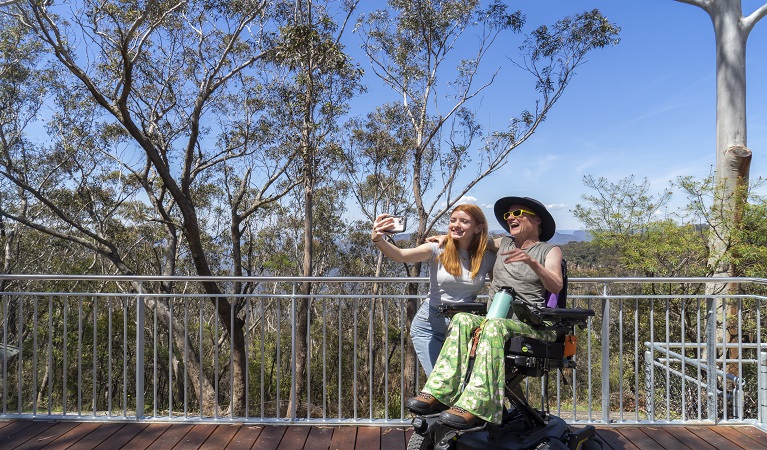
left=387, top=216, right=407, bottom=234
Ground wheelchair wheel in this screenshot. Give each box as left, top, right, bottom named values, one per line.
left=407, top=431, right=434, bottom=450
left=578, top=438, right=603, bottom=450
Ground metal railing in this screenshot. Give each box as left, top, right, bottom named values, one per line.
left=1, top=275, right=766, bottom=427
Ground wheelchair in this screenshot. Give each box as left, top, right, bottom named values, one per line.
left=406, top=262, right=600, bottom=450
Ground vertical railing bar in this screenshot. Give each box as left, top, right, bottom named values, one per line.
left=337, top=297, right=343, bottom=419
left=665, top=295, right=670, bottom=421
left=618, top=297, right=624, bottom=421
left=399, top=295, right=405, bottom=419
left=48, top=295, right=53, bottom=416
left=322, top=297, right=327, bottom=420
left=369, top=296, right=374, bottom=419
left=681, top=295, right=687, bottom=422
left=169, top=296, right=174, bottom=419
left=648, top=295, right=654, bottom=420
left=758, top=297, right=763, bottom=425
left=384, top=294, right=390, bottom=421
left=122, top=297, right=128, bottom=417
left=274, top=283, right=284, bottom=419
left=198, top=297, right=203, bottom=419
left=108, top=296, right=113, bottom=417
left=696, top=297, right=702, bottom=421
left=721, top=296, right=728, bottom=421
left=33, top=296, right=39, bottom=416
left=634, top=296, right=639, bottom=422
left=738, top=297, right=743, bottom=419
left=2, top=293, right=8, bottom=415
left=600, top=284, right=610, bottom=423
left=17, top=297, right=24, bottom=414
left=353, top=296, right=358, bottom=420
left=93, top=297, right=98, bottom=417
left=136, top=283, right=146, bottom=420
left=245, top=295, right=250, bottom=420
left=77, top=296, right=83, bottom=416
left=184, top=297, right=189, bottom=419
left=214, top=297, right=220, bottom=419
left=153, top=296, right=158, bottom=418
left=587, top=296, right=593, bottom=421
left=260, top=297, right=265, bottom=418
left=230, top=297, right=234, bottom=420
left=63, top=296, right=68, bottom=416
left=306, top=296, right=311, bottom=420
left=705, top=295, right=717, bottom=422
left=289, top=284, right=297, bottom=422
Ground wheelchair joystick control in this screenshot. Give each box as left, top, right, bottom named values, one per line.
left=486, top=287, right=514, bottom=319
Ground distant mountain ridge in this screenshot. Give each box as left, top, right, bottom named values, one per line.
left=489, top=229, right=591, bottom=244
left=394, top=230, right=591, bottom=244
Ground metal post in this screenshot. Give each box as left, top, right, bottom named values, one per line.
left=705, top=297, right=718, bottom=422
left=601, top=284, right=611, bottom=423
left=136, top=284, right=145, bottom=420
left=759, top=350, right=767, bottom=424
left=644, top=349, right=654, bottom=420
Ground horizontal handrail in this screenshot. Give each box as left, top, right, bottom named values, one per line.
left=1, top=276, right=765, bottom=427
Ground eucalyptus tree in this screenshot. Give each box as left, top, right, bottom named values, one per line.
left=355, top=0, right=620, bottom=388
left=673, top=1, right=767, bottom=404
left=266, top=0, right=363, bottom=415
left=674, top=0, right=767, bottom=284
left=0, top=0, right=306, bottom=415
left=0, top=13, right=46, bottom=282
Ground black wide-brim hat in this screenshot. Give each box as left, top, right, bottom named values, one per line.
left=494, top=196, right=556, bottom=242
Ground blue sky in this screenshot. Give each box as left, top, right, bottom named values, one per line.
left=346, top=1, right=767, bottom=232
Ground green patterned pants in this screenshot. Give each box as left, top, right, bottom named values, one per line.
left=422, top=312, right=557, bottom=424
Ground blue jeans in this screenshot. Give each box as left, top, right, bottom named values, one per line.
left=410, top=302, right=450, bottom=375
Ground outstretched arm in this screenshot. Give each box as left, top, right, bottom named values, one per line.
left=372, top=214, right=433, bottom=263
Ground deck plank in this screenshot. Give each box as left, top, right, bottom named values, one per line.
left=67, top=423, right=127, bottom=450
left=171, top=424, right=217, bottom=449
left=686, top=426, right=750, bottom=450
left=252, top=424, right=287, bottom=450
left=228, top=424, right=265, bottom=449
left=729, top=426, right=767, bottom=449
left=198, top=425, right=240, bottom=450
left=276, top=426, right=311, bottom=450
left=613, top=427, right=664, bottom=449
left=356, top=427, right=382, bottom=450
left=713, top=426, right=767, bottom=450
left=637, top=426, right=695, bottom=449
left=380, top=427, right=408, bottom=450
left=144, top=424, right=194, bottom=450
left=12, top=422, right=81, bottom=450
left=40, top=422, right=102, bottom=450
left=307, top=426, right=336, bottom=450
left=120, top=423, right=172, bottom=449
left=329, top=426, right=357, bottom=450
left=1, top=420, right=766, bottom=449
left=0, top=420, right=57, bottom=449
left=594, top=428, right=641, bottom=450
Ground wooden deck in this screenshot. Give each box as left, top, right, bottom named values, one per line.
left=2, top=419, right=767, bottom=449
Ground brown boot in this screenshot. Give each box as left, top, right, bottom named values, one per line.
left=438, top=406, right=483, bottom=429
left=405, top=392, right=448, bottom=415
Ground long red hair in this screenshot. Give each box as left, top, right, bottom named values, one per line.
left=437, top=204, right=489, bottom=279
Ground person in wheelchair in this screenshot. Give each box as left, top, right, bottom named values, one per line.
left=407, top=196, right=563, bottom=430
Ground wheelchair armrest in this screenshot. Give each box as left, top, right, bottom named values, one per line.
left=534, top=307, right=594, bottom=330
left=438, top=302, right=487, bottom=315
left=537, top=308, right=594, bottom=320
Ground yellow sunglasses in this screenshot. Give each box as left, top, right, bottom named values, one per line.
left=503, top=209, right=537, bottom=220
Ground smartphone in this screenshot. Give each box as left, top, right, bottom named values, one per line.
left=387, top=216, right=407, bottom=234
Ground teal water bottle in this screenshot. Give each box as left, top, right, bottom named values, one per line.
left=486, top=287, right=514, bottom=319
